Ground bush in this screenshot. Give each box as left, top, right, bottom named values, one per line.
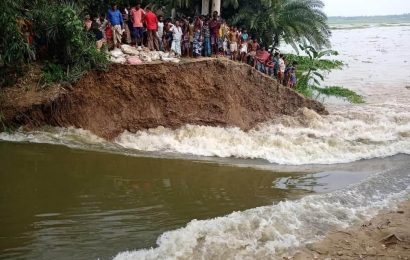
left=1, top=0, right=108, bottom=87
left=31, top=1, right=108, bottom=83
left=42, top=62, right=66, bottom=84
left=0, top=0, right=35, bottom=88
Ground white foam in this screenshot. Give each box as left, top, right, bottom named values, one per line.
left=115, top=103, right=410, bottom=165
left=0, top=127, right=118, bottom=151
left=1, top=103, right=410, bottom=166
left=113, top=167, right=410, bottom=260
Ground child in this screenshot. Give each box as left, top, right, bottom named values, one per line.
left=193, top=27, right=202, bottom=57
left=289, top=68, right=297, bottom=88
left=239, top=40, right=248, bottom=62
left=84, top=15, right=92, bottom=31
left=181, top=19, right=190, bottom=57
left=157, top=16, right=164, bottom=51
left=241, top=29, right=249, bottom=43
left=277, top=54, right=286, bottom=84
left=201, top=19, right=211, bottom=57
left=91, top=18, right=106, bottom=51
left=188, top=18, right=195, bottom=57
left=223, top=37, right=228, bottom=56
left=171, top=20, right=183, bottom=56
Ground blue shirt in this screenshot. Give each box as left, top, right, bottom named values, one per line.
left=107, top=9, right=123, bottom=26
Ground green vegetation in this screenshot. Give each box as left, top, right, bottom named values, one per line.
left=0, top=0, right=34, bottom=86
left=42, top=63, right=67, bottom=84
left=33, top=1, right=108, bottom=82
left=313, top=86, right=364, bottom=103
left=287, top=45, right=364, bottom=103
left=0, top=0, right=108, bottom=88
left=230, top=0, right=330, bottom=49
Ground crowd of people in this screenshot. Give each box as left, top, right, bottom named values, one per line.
left=85, top=3, right=298, bottom=88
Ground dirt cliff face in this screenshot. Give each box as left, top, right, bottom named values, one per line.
left=2, top=59, right=327, bottom=139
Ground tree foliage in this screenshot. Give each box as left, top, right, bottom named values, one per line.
left=0, top=0, right=108, bottom=87
left=230, top=0, right=331, bottom=49
left=287, top=45, right=364, bottom=103
left=0, top=0, right=35, bottom=86
left=31, top=1, right=108, bottom=82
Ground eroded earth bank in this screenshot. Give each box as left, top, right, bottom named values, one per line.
left=1, top=59, right=327, bottom=139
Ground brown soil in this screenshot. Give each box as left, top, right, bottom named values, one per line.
left=292, top=200, right=410, bottom=260
left=1, top=59, right=327, bottom=139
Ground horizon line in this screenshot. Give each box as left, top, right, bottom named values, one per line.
left=328, top=13, right=410, bottom=18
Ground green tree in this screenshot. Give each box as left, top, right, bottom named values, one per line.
left=231, top=0, right=330, bottom=49
left=287, top=45, right=364, bottom=103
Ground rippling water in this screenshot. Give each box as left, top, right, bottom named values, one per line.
left=1, top=24, right=410, bottom=259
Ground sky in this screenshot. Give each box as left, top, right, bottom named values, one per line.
left=322, top=0, right=410, bottom=17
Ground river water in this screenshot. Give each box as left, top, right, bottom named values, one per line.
left=1, top=24, right=410, bottom=259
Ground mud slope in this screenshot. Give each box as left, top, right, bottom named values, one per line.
left=2, top=59, right=327, bottom=139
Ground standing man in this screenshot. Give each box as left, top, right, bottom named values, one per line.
left=107, top=4, right=124, bottom=49
left=229, top=27, right=238, bottom=61
left=130, top=3, right=145, bottom=48
left=209, top=11, right=221, bottom=56
left=145, top=6, right=159, bottom=51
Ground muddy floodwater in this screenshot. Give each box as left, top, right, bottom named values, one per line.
left=0, top=141, right=349, bottom=259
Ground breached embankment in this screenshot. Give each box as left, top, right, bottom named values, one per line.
left=1, top=59, right=327, bottom=139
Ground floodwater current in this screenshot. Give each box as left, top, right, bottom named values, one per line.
left=0, top=141, right=376, bottom=260
left=1, top=24, right=410, bottom=259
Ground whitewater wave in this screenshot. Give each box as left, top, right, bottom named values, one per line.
left=1, top=103, right=410, bottom=166
left=113, top=164, right=409, bottom=260
left=115, top=103, right=410, bottom=165
left=0, top=127, right=118, bottom=151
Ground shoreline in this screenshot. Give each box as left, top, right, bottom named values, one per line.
left=292, top=199, right=410, bottom=259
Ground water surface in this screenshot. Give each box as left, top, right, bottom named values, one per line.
left=0, top=141, right=337, bottom=260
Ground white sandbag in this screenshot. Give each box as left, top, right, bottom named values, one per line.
left=161, top=57, right=180, bottom=63
left=150, top=52, right=160, bottom=61
left=139, top=54, right=152, bottom=62
left=110, top=56, right=127, bottom=64
left=158, top=51, right=169, bottom=58
left=110, top=48, right=124, bottom=58
left=121, top=44, right=140, bottom=56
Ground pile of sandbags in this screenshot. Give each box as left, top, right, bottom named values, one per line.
left=108, top=45, right=180, bottom=65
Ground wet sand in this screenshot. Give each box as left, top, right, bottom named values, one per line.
left=293, top=200, right=410, bottom=259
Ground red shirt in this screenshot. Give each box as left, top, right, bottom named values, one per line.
left=209, top=19, right=220, bottom=36
left=145, top=11, right=158, bottom=30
